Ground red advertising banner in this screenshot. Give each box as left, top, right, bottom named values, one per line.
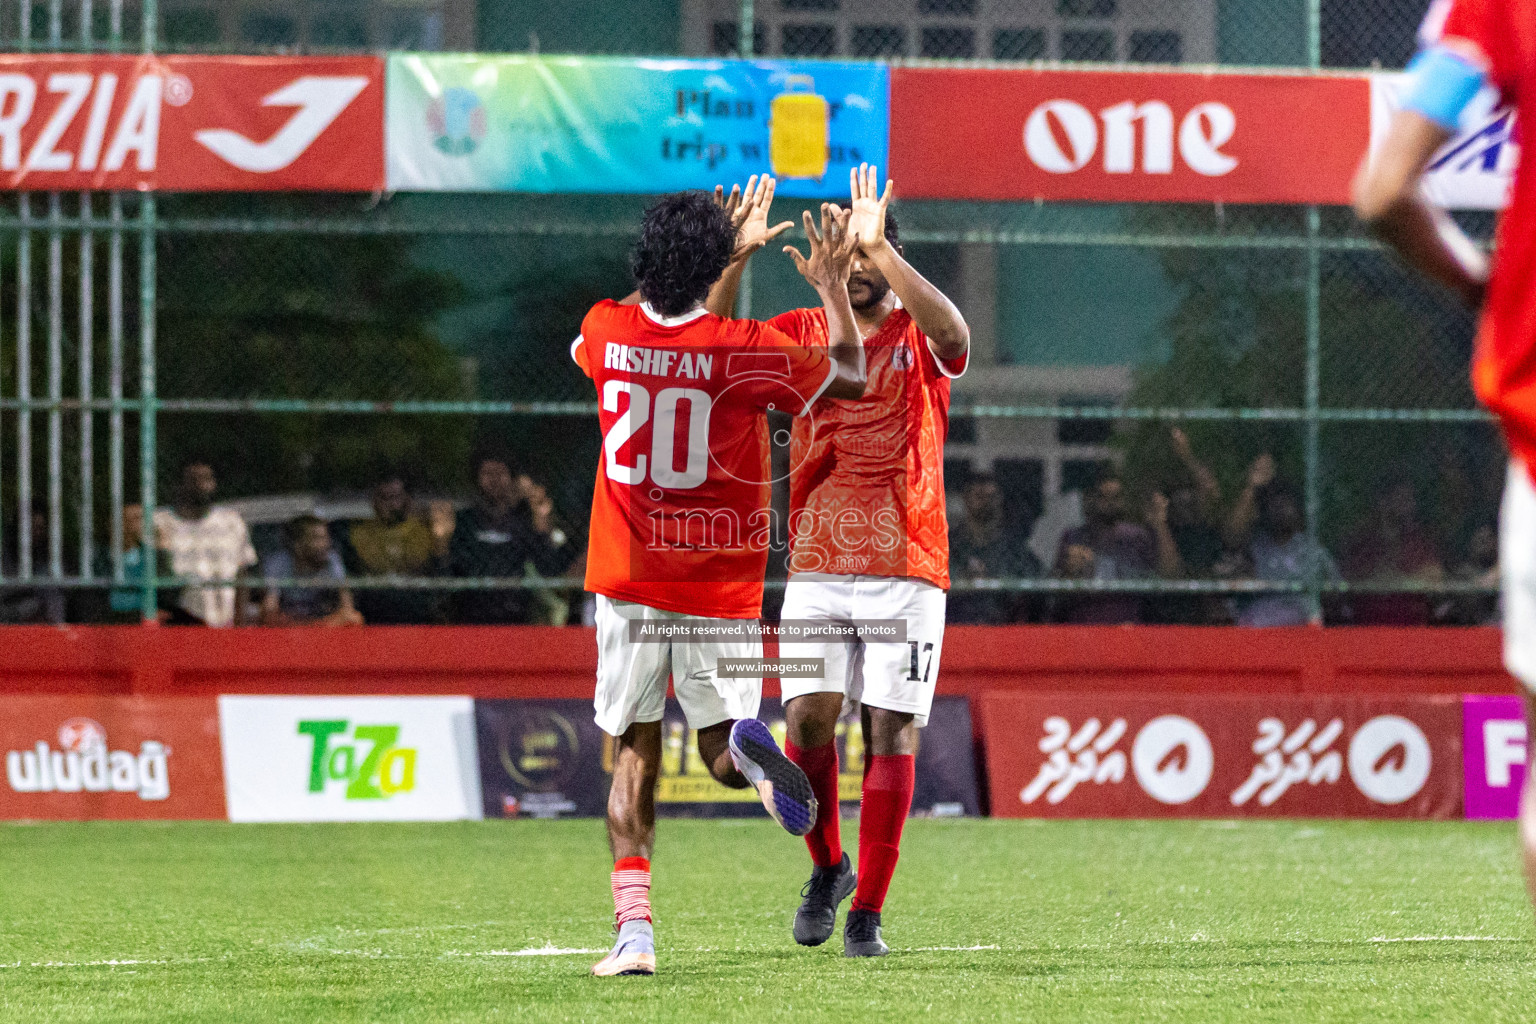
left=978, top=693, right=1460, bottom=819
left=0, top=696, right=225, bottom=819
left=890, top=68, right=1371, bottom=205
left=0, top=55, right=383, bottom=191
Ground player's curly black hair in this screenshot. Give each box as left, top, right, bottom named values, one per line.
left=631, top=191, right=735, bottom=318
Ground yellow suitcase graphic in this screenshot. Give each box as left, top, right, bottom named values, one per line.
left=770, top=75, right=829, bottom=180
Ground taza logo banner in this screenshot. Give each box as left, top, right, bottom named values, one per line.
left=0, top=695, right=224, bottom=820
left=978, top=693, right=1460, bottom=819
left=386, top=54, right=888, bottom=197
left=218, top=696, right=481, bottom=822
left=889, top=67, right=1370, bottom=204
left=0, top=54, right=383, bottom=191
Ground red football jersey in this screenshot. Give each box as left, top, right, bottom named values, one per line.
left=1435, top=0, right=1536, bottom=473
left=575, top=300, right=835, bottom=619
left=770, top=305, right=967, bottom=588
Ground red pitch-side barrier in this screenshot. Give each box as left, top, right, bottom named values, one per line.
left=0, top=625, right=1514, bottom=699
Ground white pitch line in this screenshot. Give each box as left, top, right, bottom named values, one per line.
left=904, top=945, right=1002, bottom=952
left=1367, top=936, right=1524, bottom=943
left=460, top=947, right=607, bottom=957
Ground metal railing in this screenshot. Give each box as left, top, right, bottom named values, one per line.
left=0, top=0, right=1504, bottom=626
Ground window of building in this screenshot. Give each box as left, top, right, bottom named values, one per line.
left=851, top=23, right=907, bottom=57
left=918, top=0, right=977, bottom=15
left=1060, top=28, right=1113, bottom=60
left=382, top=6, right=443, bottom=50
left=1128, top=30, right=1181, bottom=63
left=712, top=19, right=766, bottom=54
left=1057, top=0, right=1116, bottom=17
left=162, top=7, right=219, bottom=47
left=920, top=25, right=975, bottom=57
left=311, top=7, right=368, bottom=48
left=240, top=10, right=297, bottom=47
left=992, top=27, right=1046, bottom=60
left=782, top=22, right=837, bottom=55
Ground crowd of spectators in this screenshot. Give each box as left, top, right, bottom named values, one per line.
left=945, top=428, right=1504, bottom=627
left=0, top=430, right=1506, bottom=628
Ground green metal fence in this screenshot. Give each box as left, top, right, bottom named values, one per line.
left=0, top=0, right=1505, bottom=627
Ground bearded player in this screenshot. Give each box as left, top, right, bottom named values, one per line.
left=711, top=164, right=969, bottom=956
left=1354, top=0, right=1536, bottom=915
left=574, top=184, right=867, bottom=976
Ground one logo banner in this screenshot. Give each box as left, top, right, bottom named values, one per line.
left=218, top=696, right=482, bottom=822
left=476, top=696, right=978, bottom=820
left=1463, top=694, right=1526, bottom=820
left=978, top=693, right=1461, bottom=819
left=889, top=67, right=1371, bottom=205
left=0, top=54, right=383, bottom=191
left=1369, top=72, right=1515, bottom=211
left=386, top=54, right=888, bottom=197
left=0, top=695, right=225, bottom=820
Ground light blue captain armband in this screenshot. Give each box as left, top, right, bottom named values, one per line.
left=1401, top=46, right=1489, bottom=132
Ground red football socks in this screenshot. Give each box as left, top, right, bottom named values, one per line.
left=785, top=738, right=844, bottom=868
left=611, top=856, right=652, bottom=925
left=852, top=753, right=915, bottom=914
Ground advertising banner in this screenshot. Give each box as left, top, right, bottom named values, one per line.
left=476, top=696, right=979, bottom=820
left=978, top=693, right=1461, bottom=819
left=0, top=54, right=383, bottom=191
left=1369, top=73, right=1515, bottom=211
left=0, top=695, right=224, bottom=820
left=890, top=67, right=1371, bottom=205
left=386, top=54, right=888, bottom=197
left=1463, top=694, right=1526, bottom=820
left=218, top=696, right=481, bottom=822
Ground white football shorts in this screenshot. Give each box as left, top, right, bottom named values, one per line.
left=592, top=595, right=763, bottom=737
left=778, top=573, right=947, bottom=727
left=1502, top=460, right=1536, bottom=693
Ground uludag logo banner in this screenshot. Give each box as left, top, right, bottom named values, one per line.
left=0, top=54, right=383, bottom=191
left=979, top=693, right=1461, bottom=819
left=889, top=67, right=1371, bottom=204
left=0, top=695, right=225, bottom=820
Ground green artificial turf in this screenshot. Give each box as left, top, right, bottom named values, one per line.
left=1, top=818, right=1534, bottom=1022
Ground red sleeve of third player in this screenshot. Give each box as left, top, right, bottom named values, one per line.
left=573, top=301, right=620, bottom=379
left=720, top=318, right=835, bottom=417
left=1439, top=0, right=1517, bottom=92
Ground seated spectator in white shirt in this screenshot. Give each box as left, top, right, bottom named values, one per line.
left=153, top=460, right=258, bottom=627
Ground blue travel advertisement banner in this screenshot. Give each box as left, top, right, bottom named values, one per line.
left=475, top=697, right=979, bottom=820
left=387, top=54, right=889, bottom=197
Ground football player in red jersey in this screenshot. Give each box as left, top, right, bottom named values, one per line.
left=710, top=164, right=970, bottom=956
left=1355, top=0, right=1536, bottom=913
left=575, top=185, right=869, bottom=976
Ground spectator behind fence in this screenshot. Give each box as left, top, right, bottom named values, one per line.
left=1440, top=521, right=1499, bottom=626
left=1225, top=454, right=1340, bottom=627
left=948, top=473, right=1041, bottom=624
left=1340, top=476, right=1445, bottom=625
left=446, top=455, right=577, bottom=624
left=154, top=460, right=256, bottom=627
left=346, top=475, right=448, bottom=624
left=1155, top=428, right=1232, bottom=624
left=0, top=504, right=65, bottom=624
left=260, top=514, right=363, bottom=627
left=103, top=503, right=177, bottom=623
left=1052, top=473, right=1164, bottom=624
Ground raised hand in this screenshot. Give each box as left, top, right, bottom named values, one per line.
left=784, top=203, right=859, bottom=294
left=847, top=162, right=893, bottom=254
left=716, top=175, right=793, bottom=263
left=1247, top=453, right=1277, bottom=489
